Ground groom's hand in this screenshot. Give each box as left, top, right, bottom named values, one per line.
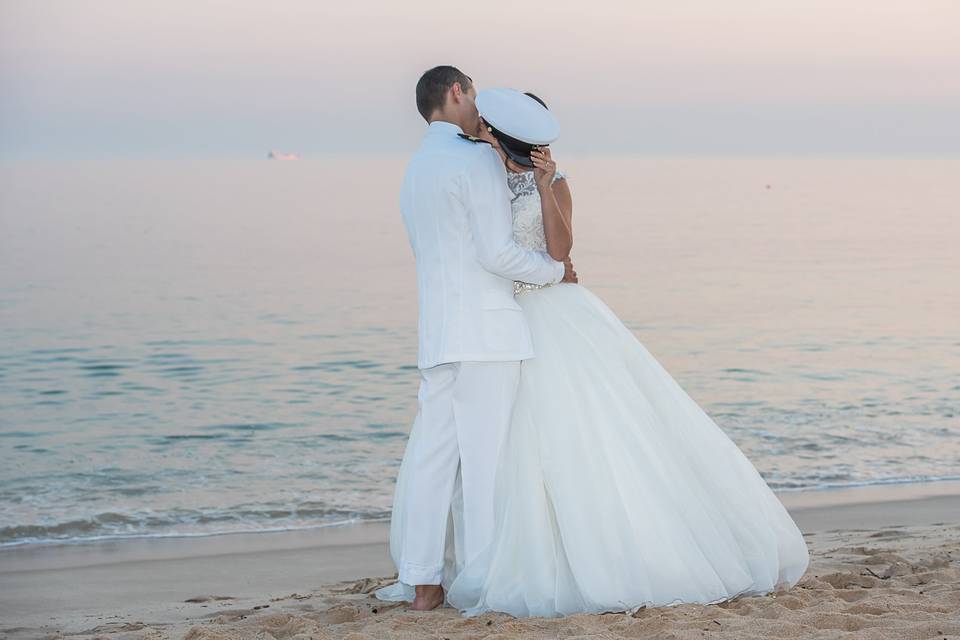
left=562, top=257, right=578, bottom=283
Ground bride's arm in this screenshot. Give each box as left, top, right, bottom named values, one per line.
left=531, top=148, right=573, bottom=261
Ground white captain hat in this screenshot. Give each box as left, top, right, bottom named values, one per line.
left=476, top=88, right=559, bottom=168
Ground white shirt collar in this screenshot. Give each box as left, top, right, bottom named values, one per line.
left=426, top=120, right=464, bottom=136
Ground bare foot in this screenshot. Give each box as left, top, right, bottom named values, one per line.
left=411, top=584, right=444, bottom=611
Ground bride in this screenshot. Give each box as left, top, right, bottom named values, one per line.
left=378, top=89, right=809, bottom=618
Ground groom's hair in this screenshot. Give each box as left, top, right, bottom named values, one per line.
left=416, top=66, right=473, bottom=122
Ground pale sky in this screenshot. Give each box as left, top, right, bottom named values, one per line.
left=1, top=0, right=958, bottom=157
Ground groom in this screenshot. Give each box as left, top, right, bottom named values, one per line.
left=389, top=65, right=576, bottom=610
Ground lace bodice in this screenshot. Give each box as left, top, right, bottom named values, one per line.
left=508, top=169, right=566, bottom=294
left=508, top=169, right=566, bottom=252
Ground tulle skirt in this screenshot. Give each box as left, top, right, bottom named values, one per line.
left=377, top=283, right=809, bottom=617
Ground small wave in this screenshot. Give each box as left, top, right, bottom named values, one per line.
left=0, top=506, right=391, bottom=548
left=0, top=517, right=391, bottom=549
left=201, top=422, right=305, bottom=432
left=770, top=473, right=960, bottom=492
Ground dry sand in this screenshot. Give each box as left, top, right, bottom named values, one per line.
left=2, top=483, right=959, bottom=639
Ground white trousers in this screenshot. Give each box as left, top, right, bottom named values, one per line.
left=393, top=360, right=521, bottom=586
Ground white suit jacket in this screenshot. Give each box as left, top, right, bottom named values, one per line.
left=401, top=121, right=565, bottom=369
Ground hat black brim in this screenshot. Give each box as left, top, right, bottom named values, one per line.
left=500, top=143, right=534, bottom=168
left=482, top=118, right=542, bottom=168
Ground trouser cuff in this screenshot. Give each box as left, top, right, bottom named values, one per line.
left=399, top=562, right=444, bottom=585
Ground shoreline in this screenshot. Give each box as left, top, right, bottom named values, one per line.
left=2, top=479, right=959, bottom=638
left=6, top=477, right=959, bottom=559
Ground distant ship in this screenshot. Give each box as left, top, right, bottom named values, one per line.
left=267, top=150, right=300, bottom=160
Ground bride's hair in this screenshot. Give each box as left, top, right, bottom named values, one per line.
left=524, top=92, right=549, bottom=110
left=416, top=66, right=474, bottom=122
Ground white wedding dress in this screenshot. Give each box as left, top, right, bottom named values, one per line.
left=376, top=169, right=810, bottom=618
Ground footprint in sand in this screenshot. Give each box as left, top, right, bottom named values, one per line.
left=843, top=603, right=891, bottom=616
left=184, top=595, right=236, bottom=603
left=818, top=571, right=879, bottom=589
left=330, top=575, right=397, bottom=594
left=316, top=603, right=365, bottom=624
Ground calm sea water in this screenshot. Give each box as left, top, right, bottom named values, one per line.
left=1, top=156, right=958, bottom=548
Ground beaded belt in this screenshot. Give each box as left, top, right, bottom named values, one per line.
left=514, top=280, right=554, bottom=296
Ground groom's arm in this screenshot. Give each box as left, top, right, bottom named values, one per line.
left=463, top=148, right=565, bottom=286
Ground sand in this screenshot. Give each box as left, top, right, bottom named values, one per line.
left=2, top=482, right=959, bottom=639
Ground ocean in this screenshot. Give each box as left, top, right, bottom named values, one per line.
left=1, top=155, right=958, bottom=548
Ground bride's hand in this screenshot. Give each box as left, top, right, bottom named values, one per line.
left=531, top=148, right=556, bottom=188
